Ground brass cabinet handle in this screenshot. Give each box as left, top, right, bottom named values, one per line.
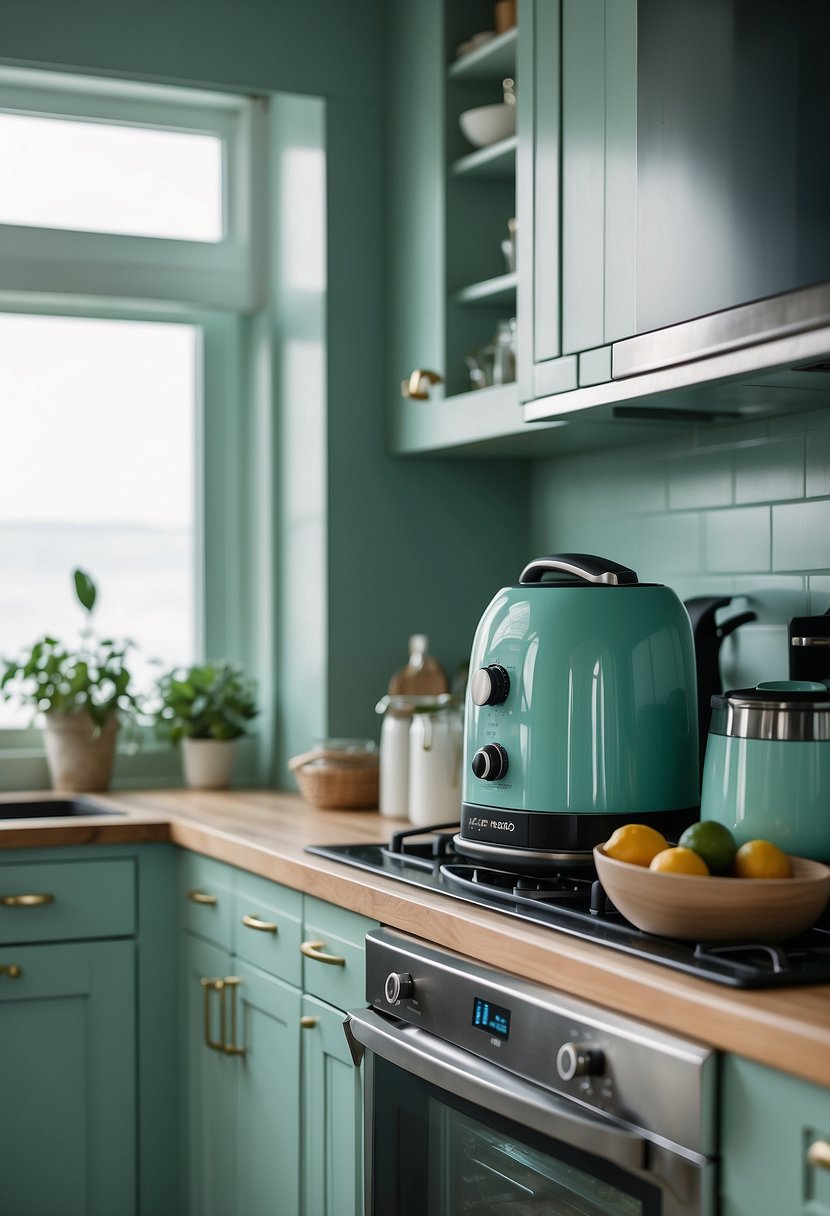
left=301, top=940, right=346, bottom=967
left=0, top=964, right=22, bottom=979
left=200, top=977, right=226, bottom=1051
left=241, top=913, right=278, bottom=935
left=0, top=893, right=54, bottom=908
left=199, top=975, right=245, bottom=1056
left=300, top=1015, right=319, bottom=1029
left=808, top=1140, right=830, bottom=1171
left=401, top=368, right=443, bottom=400
left=187, top=889, right=218, bottom=906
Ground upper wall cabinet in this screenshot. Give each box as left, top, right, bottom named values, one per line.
left=523, top=0, right=830, bottom=425
left=386, top=0, right=532, bottom=454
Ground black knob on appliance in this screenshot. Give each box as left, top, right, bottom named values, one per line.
left=556, top=1042, right=605, bottom=1082
left=471, top=743, right=509, bottom=782
left=385, top=972, right=414, bottom=1005
left=471, top=664, right=511, bottom=707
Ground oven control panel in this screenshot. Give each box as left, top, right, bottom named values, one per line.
left=364, top=927, right=716, bottom=1158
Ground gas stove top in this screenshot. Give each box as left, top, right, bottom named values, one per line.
left=307, top=824, right=830, bottom=989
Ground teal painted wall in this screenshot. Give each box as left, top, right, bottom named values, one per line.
left=0, top=0, right=533, bottom=786
left=530, top=405, right=830, bottom=688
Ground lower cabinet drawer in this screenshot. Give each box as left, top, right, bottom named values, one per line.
left=302, top=897, right=377, bottom=1011
left=0, top=858, right=135, bottom=944
left=232, top=870, right=302, bottom=986
left=178, top=852, right=234, bottom=949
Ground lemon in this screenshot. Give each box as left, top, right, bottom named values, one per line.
left=734, top=839, right=792, bottom=879
left=604, top=823, right=668, bottom=867
left=649, top=847, right=710, bottom=876
left=678, top=821, right=737, bottom=876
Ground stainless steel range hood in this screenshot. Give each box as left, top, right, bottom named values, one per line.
left=524, top=281, right=830, bottom=426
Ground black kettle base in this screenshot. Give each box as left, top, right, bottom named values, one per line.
left=459, top=803, right=699, bottom=867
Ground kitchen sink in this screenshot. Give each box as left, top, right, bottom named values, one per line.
left=0, top=799, right=125, bottom=819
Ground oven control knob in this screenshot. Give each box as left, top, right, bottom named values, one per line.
left=471, top=743, right=509, bottom=782
left=385, top=972, right=414, bottom=1005
left=471, top=664, right=511, bottom=707
left=556, top=1042, right=605, bottom=1082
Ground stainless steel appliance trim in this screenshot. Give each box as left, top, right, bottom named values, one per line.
left=452, top=833, right=595, bottom=864
left=613, top=282, right=830, bottom=379
left=345, top=1007, right=646, bottom=1170
left=709, top=703, right=830, bottom=741
left=792, top=637, right=830, bottom=647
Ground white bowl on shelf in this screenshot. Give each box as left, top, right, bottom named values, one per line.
left=459, top=103, right=516, bottom=149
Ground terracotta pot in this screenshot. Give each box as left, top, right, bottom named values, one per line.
left=42, top=712, right=119, bottom=792
left=181, top=738, right=237, bottom=790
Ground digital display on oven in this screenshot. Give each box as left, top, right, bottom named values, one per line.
left=472, top=996, right=511, bottom=1039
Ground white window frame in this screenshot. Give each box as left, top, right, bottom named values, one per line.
left=0, top=66, right=266, bottom=789
left=0, top=67, right=266, bottom=310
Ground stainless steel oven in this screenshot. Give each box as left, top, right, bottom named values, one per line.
left=344, top=930, right=717, bottom=1215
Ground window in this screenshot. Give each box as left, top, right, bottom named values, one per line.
left=0, top=313, right=197, bottom=727
left=0, top=68, right=259, bottom=783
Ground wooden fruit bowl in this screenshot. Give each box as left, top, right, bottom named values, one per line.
left=594, top=845, right=830, bottom=942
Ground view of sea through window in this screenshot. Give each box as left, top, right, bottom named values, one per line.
left=0, top=313, right=196, bottom=726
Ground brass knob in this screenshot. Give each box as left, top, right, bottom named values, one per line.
left=0, top=964, right=22, bottom=979
left=401, top=369, right=443, bottom=400
left=300, top=1016, right=319, bottom=1029
left=808, top=1141, right=830, bottom=1171
left=0, top=893, right=54, bottom=907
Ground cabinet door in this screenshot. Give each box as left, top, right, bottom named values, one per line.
left=181, top=932, right=236, bottom=1216
left=234, top=959, right=302, bottom=1216
left=0, top=939, right=136, bottom=1216
left=721, top=1056, right=830, bottom=1216
left=301, top=995, right=363, bottom=1216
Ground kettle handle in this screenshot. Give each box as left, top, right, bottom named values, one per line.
left=519, top=554, right=639, bottom=587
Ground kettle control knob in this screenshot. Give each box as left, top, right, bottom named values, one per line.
left=471, top=743, right=509, bottom=782
left=385, top=972, right=414, bottom=1005
left=556, top=1042, right=605, bottom=1082
left=471, top=664, right=511, bottom=707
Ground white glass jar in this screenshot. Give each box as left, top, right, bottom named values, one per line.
left=378, top=695, right=445, bottom=819
left=408, top=703, right=464, bottom=828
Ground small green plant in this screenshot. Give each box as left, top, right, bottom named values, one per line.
left=0, top=569, right=139, bottom=729
left=154, top=661, right=258, bottom=743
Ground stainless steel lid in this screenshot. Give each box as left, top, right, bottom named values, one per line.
left=709, top=681, right=830, bottom=741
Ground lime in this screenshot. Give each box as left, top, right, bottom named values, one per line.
left=678, top=820, right=738, bottom=876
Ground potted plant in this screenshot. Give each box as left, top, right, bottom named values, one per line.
left=0, top=569, right=139, bottom=792
left=153, top=661, right=258, bottom=789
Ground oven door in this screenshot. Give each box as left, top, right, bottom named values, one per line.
left=344, top=1009, right=714, bottom=1216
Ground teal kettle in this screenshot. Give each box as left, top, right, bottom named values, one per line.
left=458, top=554, right=700, bottom=866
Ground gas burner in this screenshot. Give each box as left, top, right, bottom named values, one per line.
left=305, top=839, right=830, bottom=989
left=379, top=823, right=459, bottom=872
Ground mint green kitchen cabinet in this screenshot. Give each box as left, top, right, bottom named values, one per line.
left=386, top=0, right=532, bottom=454
left=300, top=898, right=377, bottom=1216
left=179, top=852, right=304, bottom=1216
left=178, top=853, right=376, bottom=1216
left=0, top=844, right=178, bottom=1216
left=0, top=938, right=135, bottom=1216
left=721, top=1055, right=830, bottom=1216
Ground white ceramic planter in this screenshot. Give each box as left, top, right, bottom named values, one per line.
left=181, top=738, right=237, bottom=790
left=42, top=712, right=119, bottom=792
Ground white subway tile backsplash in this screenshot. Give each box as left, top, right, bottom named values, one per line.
left=705, top=507, right=770, bottom=573
left=735, top=437, right=804, bottom=504
left=805, top=430, right=830, bottom=498
left=667, top=448, right=732, bottom=510
left=772, top=500, right=830, bottom=571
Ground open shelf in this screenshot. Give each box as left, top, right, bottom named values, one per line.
left=454, top=273, right=517, bottom=306
left=449, top=27, right=518, bottom=81
left=452, top=135, right=516, bottom=180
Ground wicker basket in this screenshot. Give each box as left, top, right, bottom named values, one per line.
left=290, top=745, right=379, bottom=810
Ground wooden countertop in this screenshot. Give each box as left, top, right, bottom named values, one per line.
left=2, top=788, right=828, bottom=1087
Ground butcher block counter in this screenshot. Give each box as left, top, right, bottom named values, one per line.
left=1, top=788, right=828, bottom=1088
